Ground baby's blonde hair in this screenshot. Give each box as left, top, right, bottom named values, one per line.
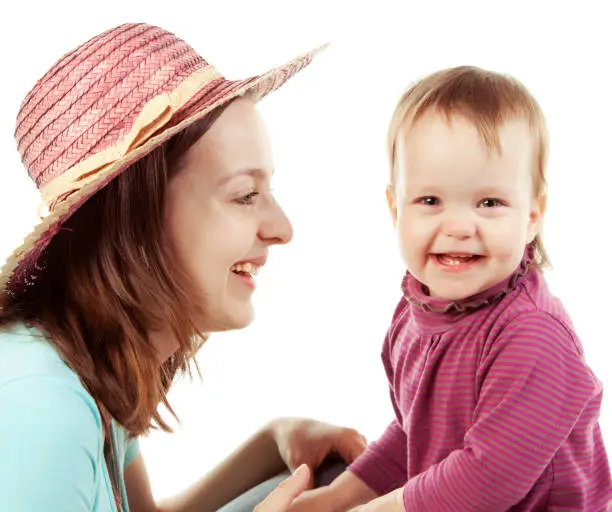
left=387, top=66, right=550, bottom=268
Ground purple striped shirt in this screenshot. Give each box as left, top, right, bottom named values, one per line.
left=349, top=259, right=612, bottom=511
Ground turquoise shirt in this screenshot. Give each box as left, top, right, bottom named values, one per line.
left=0, top=323, right=140, bottom=511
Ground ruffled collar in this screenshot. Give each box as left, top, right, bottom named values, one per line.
left=401, top=244, right=536, bottom=323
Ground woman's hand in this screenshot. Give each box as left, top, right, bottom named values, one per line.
left=347, top=488, right=405, bottom=512
left=269, top=418, right=368, bottom=480
left=284, top=487, right=339, bottom=512
left=254, top=465, right=311, bottom=511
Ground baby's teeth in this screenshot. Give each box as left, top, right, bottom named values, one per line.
left=440, top=255, right=461, bottom=265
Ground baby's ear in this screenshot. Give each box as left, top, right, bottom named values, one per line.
left=527, top=193, right=547, bottom=242
left=386, top=185, right=398, bottom=226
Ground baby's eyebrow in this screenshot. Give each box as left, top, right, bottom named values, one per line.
left=474, top=185, right=514, bottom=196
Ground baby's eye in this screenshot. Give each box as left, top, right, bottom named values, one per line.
left=416, top=196, right=441, bottom=206
left=478, top=198, right=505, bottom=208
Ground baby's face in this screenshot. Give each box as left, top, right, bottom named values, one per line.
left=388, top=111, right=544, bottom=300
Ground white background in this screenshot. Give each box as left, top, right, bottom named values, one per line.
left=1, top=0, right=610, bottom=502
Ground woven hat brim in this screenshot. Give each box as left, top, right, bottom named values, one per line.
left=0, top=44, right=326, bottom=299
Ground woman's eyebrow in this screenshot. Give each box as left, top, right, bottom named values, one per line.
left=217, top=167, right=274, bottom=186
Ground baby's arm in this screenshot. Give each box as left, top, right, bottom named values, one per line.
left=287, top=471, right=378, bottom=511
left=290, top=299, right=411, bottom=512
left=288, top=420, right=408, bottom=511
left=397, top=310, right=600, bottom=511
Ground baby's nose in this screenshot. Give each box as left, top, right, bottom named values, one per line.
left=441, top=217, right=477, bottom=240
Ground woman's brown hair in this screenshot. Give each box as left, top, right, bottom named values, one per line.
left=0, top=101, right=233, bottom=436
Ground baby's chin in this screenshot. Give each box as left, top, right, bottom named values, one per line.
left=423, top=279, right=489, bottom=302
left=426, top=287, right=474, bottom=302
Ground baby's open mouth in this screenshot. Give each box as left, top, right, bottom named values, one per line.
left=433, top=254, right=484, bottom=266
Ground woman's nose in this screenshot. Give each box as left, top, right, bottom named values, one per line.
left=258, top=198, right=294, bottom=245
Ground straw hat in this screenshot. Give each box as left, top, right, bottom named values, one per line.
left=0, top=23, right=325, bottom=300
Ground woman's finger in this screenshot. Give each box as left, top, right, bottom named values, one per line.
left=254, top=464, right=310, bottom=511
left=335, top=429, right=368, bottom=463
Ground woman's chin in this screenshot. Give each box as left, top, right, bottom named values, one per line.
left=204, top=305, right=255, bottom=333
left=227, top=312, right=254, bottom=331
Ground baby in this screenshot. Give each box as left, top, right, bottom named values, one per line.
left=291, top=66, right=612, bottom=511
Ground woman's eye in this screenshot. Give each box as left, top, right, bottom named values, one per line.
left=236, top=191, right=259, bottom=205
left=417, top=196, right=440, bottom=206
left=479, top=198, right=505, bottom=208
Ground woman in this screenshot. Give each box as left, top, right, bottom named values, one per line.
left=0, top=23, right=364, bottom=511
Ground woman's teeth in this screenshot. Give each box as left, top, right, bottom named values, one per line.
left=230, top=262, right=260, bottom=275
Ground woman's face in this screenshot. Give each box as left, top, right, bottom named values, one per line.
left=164, top=98, right=293, bottom=333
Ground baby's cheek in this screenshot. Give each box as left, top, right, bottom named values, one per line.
left=488, top=238, right=525, bottom=268
left=397, top=225, right=419, bottom=254
left=399, top=214, right=432, bottom=240
left=482, top=219, right=518, bottom=247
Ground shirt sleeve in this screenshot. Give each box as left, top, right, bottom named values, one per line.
left=0, top=375, right=102, bottom=511
left=402, top=310, right=601, bottom=511
left=349, top=419, right=408, bottom=495
left=348, top=298, right=410, bottom=495
left=124, top=435, right=140, bottom=467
